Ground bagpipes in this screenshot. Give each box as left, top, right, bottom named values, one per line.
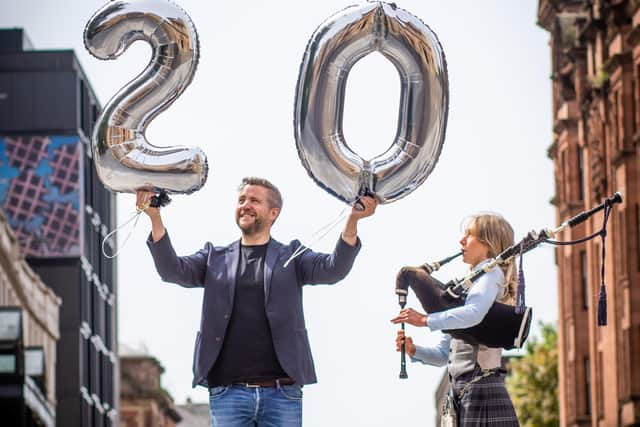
left=395, top=192, right=622, bottom=378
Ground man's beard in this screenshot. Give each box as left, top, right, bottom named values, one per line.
left=237, top=216, right=265, bottom=236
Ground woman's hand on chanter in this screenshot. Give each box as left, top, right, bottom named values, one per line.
left=390, top=307, right=428, bottom=327
left=395, top=330, right=416, bottom=357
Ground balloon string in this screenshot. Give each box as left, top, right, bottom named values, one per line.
left=101, top=202, right=150, bottom=259
left=283, top=207, right=350, bottom=268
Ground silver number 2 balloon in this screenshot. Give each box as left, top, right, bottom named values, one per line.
left=84, top=0, right=207, bottom=194
left=294, top=2, right=448, bottom=205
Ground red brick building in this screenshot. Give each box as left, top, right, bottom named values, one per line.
left=538, top=1, right=640, bottom=426
left=119, top=346, right=182, bottom=427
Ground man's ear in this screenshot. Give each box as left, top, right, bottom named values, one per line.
left=270, top=207, right=281, bottom=223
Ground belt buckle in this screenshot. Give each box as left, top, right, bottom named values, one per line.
left=245, top=382, right=261, bottom=388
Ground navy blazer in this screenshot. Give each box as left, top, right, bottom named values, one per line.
left=147, top=231, right=361, bottom=387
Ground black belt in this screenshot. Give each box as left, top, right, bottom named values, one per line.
left=234, top=377, right=296, bottom=388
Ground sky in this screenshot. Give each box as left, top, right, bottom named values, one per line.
left=1, top=0, right=556, bottom=425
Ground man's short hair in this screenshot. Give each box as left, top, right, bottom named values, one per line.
left=238, top=177, right=283, bottom=210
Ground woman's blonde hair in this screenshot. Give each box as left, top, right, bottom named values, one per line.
left=464, top=213, right=517, bottom=305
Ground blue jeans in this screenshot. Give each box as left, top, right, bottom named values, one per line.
left=209, top=384, right=303, bottom=427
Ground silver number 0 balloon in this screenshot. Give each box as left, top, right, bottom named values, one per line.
left=294, top=2, right=448, bottom=205
left=84, top=0, right=207, bottom=194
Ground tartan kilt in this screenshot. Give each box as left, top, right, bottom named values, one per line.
left=452, top=367, right=519, bottom=426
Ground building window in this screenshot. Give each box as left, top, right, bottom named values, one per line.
left=593, top=241, right=602, bottom=342
left=578, top=146, right=585, bottom=201
left=636, top=204, right=640, bottom=272
left=636, top=63, right=640, bottom=133
left=612, top=90, right=623, bottom=152
left=581, top=250, right=588, bottom=309
left=597, top=352, right=604, bottom=416
left=561, top=149, right=568, bottom=201
left=617, top=211, right=625, bottom=275
left=611, top=92, right=617, bottom=151
left=632, top=79, right=637, bottom=135
left=584, top=356, right=591, bottom=416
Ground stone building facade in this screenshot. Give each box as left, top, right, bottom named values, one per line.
left=538, top=1, right=640, bottom=425
left=0, top=209, right=61, bottom=425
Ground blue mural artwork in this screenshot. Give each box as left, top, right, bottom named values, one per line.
left=0, top=143, right=20, bottom=202
left=0, top=135, right=81, bottom=257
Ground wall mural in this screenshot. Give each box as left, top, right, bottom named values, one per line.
left=0, top=135, right=81, bottom=257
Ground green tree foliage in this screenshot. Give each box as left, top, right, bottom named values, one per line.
left=505, top=322, right=559, bottom=427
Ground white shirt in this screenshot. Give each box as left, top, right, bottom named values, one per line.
left=411, top=259, right=505, bottom=367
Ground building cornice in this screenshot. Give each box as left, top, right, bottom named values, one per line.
left=537, top=0, right=559, bottom=31
left=579, top=15, right=604, bottom=42
left=611, top=147, right=635, bottom=167
left=554, top=118, right=578, bottom=134
left=604, top=51, right=633, bottom=74
left=627, top=22, right=640, bottom=46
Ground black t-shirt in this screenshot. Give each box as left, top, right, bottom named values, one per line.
left=207, top=242, right=287, bottom=386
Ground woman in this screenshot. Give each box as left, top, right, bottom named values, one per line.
left=391, top=213, right=519, bottom=426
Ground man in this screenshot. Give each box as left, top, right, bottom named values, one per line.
left=137, top=177, right=377, bottom=426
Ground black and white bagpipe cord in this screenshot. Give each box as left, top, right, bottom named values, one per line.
left=516, top=199, right=613, bottom=326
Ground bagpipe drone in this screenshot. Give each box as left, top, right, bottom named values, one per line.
left=395, top=192, right=622, bottom=379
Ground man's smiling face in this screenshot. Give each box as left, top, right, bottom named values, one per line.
left=235, top=184, right=278, bottom=236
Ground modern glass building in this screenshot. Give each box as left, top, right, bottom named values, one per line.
left=0, top=28, right=118, bottom=426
